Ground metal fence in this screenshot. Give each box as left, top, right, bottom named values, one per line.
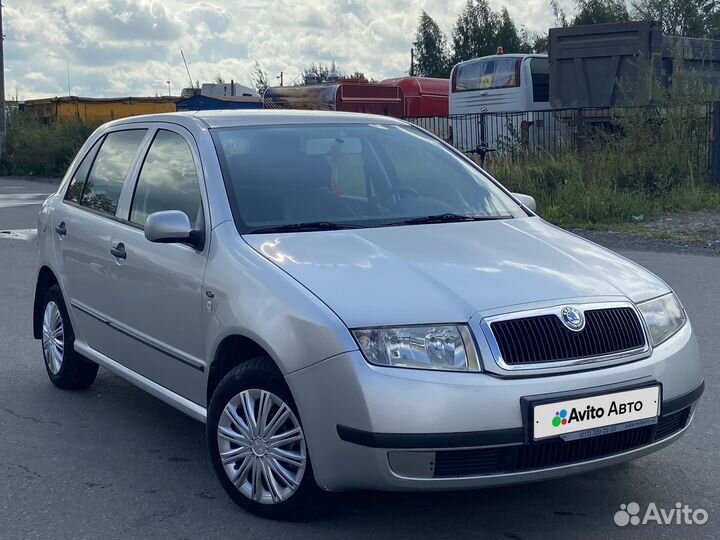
left=404, top=105, right=714, bottom=176
left=406, top=109, right=579, bottom=158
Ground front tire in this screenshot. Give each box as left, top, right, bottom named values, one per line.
left=207, top=357, right=335, bottom=520
left=41, top=285, right=98, bottom=389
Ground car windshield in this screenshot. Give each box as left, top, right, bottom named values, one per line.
left=213, top=123, right=525, bottom=233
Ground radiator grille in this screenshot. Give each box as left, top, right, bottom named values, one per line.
left=654, top=407, right=691, bottom=440
left=490, top=307, right=646, bottom=366
left=433, top=407, right=690, bottom=478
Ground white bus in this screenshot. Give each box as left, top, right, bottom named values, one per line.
left=449, top=53, right=564, bottom=156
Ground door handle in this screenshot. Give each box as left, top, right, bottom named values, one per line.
left=55, top=222, right=67, bottom=236
left=110, top=242, right=126, bottom=259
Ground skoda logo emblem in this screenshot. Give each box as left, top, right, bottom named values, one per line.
left=561, top=306, right=585, bottom=331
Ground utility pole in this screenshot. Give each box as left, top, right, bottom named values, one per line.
left=66, top=57, right=72, bottom=97
left=277, top=71, right=283, bottom=87
left=409, top=48, right=414, bottom=76
left=0, top=3, right=6, bottom=157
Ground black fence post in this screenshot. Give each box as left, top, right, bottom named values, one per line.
left=711, top=101, right=720, bottom=184
left=575, top=108, right=585, bottom=155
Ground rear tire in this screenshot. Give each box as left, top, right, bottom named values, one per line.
left=207, top=357, right=335, bottom=520
left=41, top=285, right=98, bottom=390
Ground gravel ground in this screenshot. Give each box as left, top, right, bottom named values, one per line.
left=573, top=212, right=720, bottom=257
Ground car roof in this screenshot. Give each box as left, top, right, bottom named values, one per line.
left=106, top=109, right=407, bottom=130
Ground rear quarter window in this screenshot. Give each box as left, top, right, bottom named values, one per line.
left=65, top=138, right=103, bottom=203
left=80, top=129, right=147, bottom=216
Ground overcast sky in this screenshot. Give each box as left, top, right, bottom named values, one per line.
left=4, top=0, right=570, bottom=100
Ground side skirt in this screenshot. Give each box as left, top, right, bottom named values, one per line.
left=74, top=341, right=207, bottom=423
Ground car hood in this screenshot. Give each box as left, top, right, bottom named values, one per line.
left=243, top=217, right=670, bottom=328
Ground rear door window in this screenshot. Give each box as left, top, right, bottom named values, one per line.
left=455, top=57, right=520, bottom=92
left=81, top=129, right=148, bottom=216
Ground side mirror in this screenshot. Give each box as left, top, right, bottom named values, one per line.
left=512, top=193, right=536, bottom=213
left=144, top=210, right=202, bottom=248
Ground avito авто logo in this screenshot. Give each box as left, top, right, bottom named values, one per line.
left=552, top=400, right=645, bottom=427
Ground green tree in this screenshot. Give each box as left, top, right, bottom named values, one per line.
left=572, top=0, right=630, bottom=24
left=495, top=9, right=533, bottom=53
left=300, top=61, right=340, bottom=84
left=632, top=0, right=718, bottom=37
left=298, top=62, right=372, bottom=84
left=551, top=0, right=570, bottom=26
left=250, top=60, right=269, bottom=94
left=412, top=11, right=451, bottom=77
left=532, top=33, right=549, bottom=53
left=451, top=0, right=500, bottom=63
left=347, top=70, right=369, bottom=80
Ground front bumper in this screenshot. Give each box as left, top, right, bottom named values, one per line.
left=286, top=321, right=703, bottom=492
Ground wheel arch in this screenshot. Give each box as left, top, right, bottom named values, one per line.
left=33, top=266, right=60, bottom=339
left=207, top=334, right=283, bottom=406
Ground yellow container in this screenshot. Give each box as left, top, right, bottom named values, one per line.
left=23, top=96, right=179, bottom=124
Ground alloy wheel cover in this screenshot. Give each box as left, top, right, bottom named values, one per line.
left=217, top=388, right=307, bottom=504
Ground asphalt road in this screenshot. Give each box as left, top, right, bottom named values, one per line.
left=0, top=177, right=717, bottom=540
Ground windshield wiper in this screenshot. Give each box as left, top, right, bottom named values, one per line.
left=248, top=221, right=368, bottom=234
left=387, top=213, right=513, bottom=226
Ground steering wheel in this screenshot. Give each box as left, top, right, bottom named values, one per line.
left=371, top=186, right=421, bottom=210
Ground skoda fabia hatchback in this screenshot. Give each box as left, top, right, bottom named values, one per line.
left=34, top=111, right=703, bottom=520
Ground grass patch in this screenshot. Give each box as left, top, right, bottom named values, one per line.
left=481, top=108, right=720, bottom=228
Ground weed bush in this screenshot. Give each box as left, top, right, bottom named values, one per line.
left=483, top=101, right=720, bottom=227
left=0, top=112, right=97, bottom=177
left=485, top=148, right=720, bottom=227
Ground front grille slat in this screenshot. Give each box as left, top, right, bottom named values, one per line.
left=515, top=319, right=532, bottom=364
left=540, top=316, right=559, bottom=360
left=433, top=407, right=691, bottom=478
left=609, top=310, right=625, bottom=351
left=586, top=310, right=602, bottom=354
left=595, top=310, right=617, bottom=352
left=490, top=307, right=646, bottom=366
left=529, top=318, right=547, bottom=363
left=613, top=309, right=630, bottom=349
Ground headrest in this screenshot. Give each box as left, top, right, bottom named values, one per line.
left=288, top=155, right=332, bottom=190
left=226, top=152, right=331, bottom=191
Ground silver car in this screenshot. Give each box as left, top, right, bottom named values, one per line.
left=34, top=111, right=703, bottom=520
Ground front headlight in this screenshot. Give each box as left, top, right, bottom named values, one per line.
left=352, top=325, right=480, bottom=371
left=637, top=293, right=686, bottom=346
